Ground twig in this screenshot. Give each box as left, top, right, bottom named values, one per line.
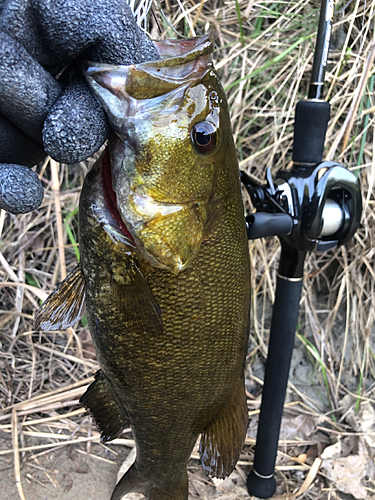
left=12, top=409, right=26, bottom=500
left=327, top=46, right=375, bottom=158
left=12, top=250, right=25, bottom=337
left=50, top=158, right=66, bottom=280
left=0, top=252, right=42, bottom=307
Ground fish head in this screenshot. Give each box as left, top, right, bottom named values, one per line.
left=84, top=35, right=231, bottom=274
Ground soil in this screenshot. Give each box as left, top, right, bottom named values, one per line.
left=0, top=444, right=123, bottom=500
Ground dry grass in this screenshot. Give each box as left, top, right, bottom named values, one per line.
left=0, top=0, right=374, bottom=499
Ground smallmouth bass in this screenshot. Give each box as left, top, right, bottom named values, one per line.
left=35, top=34, right=250, bottom=500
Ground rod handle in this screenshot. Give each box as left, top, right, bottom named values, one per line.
left=247, top=274, right=304, bottom=499
left=292, top=100, right=330, bottom=165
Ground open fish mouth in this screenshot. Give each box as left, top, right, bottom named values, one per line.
left=101, top=147, right=135, bottom=244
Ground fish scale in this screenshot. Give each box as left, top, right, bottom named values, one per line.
left=35, top=34, right=250, bottom=500
left=78, top=149, right=249, bottom=498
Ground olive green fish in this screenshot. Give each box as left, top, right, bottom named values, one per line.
left=35, top=34, right=250, bottom=500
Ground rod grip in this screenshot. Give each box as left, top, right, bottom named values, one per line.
left=292, top=100, right=330, bottom=165
left=247, top=275, right=303, bottom=499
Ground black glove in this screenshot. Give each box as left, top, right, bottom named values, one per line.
left=0, top=0, right=159, bottom=213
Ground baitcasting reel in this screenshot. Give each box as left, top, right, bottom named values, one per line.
left=241, top=160, right=362, bottom=254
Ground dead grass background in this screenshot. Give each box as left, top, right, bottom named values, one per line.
left=0, top=0, right=374, bottom=499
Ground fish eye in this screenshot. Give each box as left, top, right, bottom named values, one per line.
left=191, top=121, right=217, bottom=154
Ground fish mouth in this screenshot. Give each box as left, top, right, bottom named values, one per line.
left=101, top=148, right=135, bottom=244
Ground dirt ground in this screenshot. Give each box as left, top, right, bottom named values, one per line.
left=0, top=446, right=121, bottom=500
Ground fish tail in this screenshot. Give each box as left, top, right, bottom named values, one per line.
left=110, top=463, right=141, bottom=500
left=111, top=463, right=188, bottom=500
left=148, top=476, right=188, bottom=500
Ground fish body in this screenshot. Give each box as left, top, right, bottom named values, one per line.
left=36, top=35, right=250, bottom=500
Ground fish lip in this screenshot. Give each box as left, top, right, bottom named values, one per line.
left=152, top=32, right=213, bottom=61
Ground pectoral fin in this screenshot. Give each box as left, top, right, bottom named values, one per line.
left=34, top=264, right=86, bottom=331
left=113, top=263, right=163, bottom=336
left=199, top=378, right=248, bottom=479
left=80, top=370, right=129, bottom=443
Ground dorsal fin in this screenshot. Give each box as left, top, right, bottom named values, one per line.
left=34, top=264, right=86, bottom=331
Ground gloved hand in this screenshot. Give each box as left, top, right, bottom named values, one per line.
left=0, top=0, right=159, bottom=213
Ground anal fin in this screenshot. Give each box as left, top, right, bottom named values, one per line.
left=80, top=370, right=129, bottom=443
left=34, top=264, right=86, bottom=331
left=199, top=377, right=248, bottom=479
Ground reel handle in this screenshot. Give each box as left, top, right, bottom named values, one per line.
left=245, top=212, right=293, bottom=240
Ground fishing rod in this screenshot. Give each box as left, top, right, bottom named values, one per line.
left=241, top=0, right=362, bottom=497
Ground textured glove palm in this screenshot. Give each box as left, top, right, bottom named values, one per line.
left=0, top=0, right=159, bottom=213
